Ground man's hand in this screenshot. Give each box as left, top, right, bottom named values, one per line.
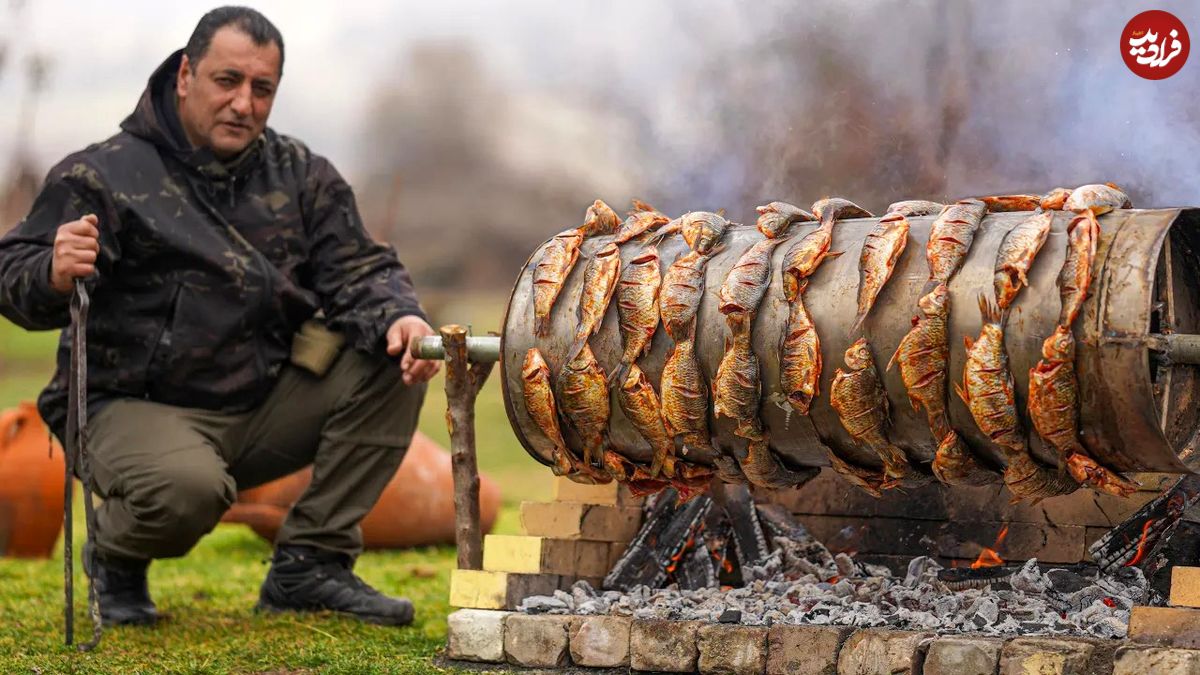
left=50, top=214, right=100, bottom=294
left=386, top=315, right=441, bottom=385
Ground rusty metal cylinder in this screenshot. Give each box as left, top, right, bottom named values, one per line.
left=500, top=208, right=1200, bottom=479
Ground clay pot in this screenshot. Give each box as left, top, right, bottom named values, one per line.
left=0, top=402, right=66, bottom=558
left=221, top=431, right=502, bottom=549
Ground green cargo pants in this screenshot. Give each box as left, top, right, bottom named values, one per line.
left=81, top=342, right=426, bottom=561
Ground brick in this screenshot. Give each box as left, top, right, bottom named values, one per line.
left=446, top=609, right=508, bottom=663
left=449, top=569, right=559, bottom=609
left=553, top=476, right=642, bottom=506
left=698, top=624, right=768, bottom=675
left=1129, top=606, right=1200, bottom=649
left=1173, top=567, right=1200, bottom=608
left=836, top=628, right=933, bottom=675
left=922, top=637, right=1003, bottom=675
left=758, top=469, right=1156, bottom=528
left=1130, top=472, right=1178, bottom=492
left=767, top=625, right=850, bottom=675
left=482, top=534, right=610, bottom=576
left=520, top=500, right=643, bottom=541
left=999, top=637, right=1097, bottom=675
left=631, top=619, right=701, bottom=672
left=1113, top=646, right=1200, bottom=675
left=796, top=515, right=1085, bottom=564
left=503, top=613, right=571, bottom=668
left=608, top=541, right=629, bottom=571
left=569, top=615, right=631, bottom=668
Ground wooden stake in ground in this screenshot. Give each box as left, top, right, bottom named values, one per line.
left=439, top=325, right=495, bottom=570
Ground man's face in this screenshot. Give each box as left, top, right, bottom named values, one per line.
left=176, top=26, right=281, bottom=159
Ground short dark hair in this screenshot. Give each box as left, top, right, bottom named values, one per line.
left=184, top=6, right=285, bottom=76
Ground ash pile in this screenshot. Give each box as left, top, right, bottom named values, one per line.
left=518, top=486, right=1146, bottom=639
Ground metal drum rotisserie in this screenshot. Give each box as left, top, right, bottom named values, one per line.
left=501, top=208, right=1200, bottom=481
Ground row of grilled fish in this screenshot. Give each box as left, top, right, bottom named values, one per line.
left=523, top=183, right=1137, bottom=502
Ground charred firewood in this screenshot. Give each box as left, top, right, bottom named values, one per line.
left=717, top=484, right=771, bottom=576
left=1090, top=474, right=1200, bottom=573
left=674, top=532, right=720, bottom=590
left=603, top=488, right=713, bottom=591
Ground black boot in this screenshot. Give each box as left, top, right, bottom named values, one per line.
left=82, top=544, right=159, bottom=626
left=256, top=545, right=414, bottom=626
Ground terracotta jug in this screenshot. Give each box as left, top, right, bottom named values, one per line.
left=221, top=431, right=502, bottom=549
left=0, top=402, right=66, bottom=558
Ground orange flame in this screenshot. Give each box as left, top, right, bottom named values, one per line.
left=1124, top=518, right=1156, bottom=567
left=970, top=524, right=1009, bottom=569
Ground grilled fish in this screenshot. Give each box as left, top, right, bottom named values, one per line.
left=618, top=364, right=677, bottom=478
left=614, top=201, right=671, bottom=244
left=713, top=310, right=764, bottom=441
left=1057, top=213, right=1100, bottom=327
left=1029, top=326, right=1137, bottom=497
left=830, top=338, right=914, bottom=481
left=1039, top=188, right=1072, bottom=211
left=887, top=200, right=945, bottom=217
left=994, top=210, right=1052, bottom=313
left=661, top=248, right=719, bottom=341
left=932, top=431, right=995, bottom=486
left=825, top=450, right=889, bottom=497
left=602, top=450, right=669, bottom=495
left=719, top=237, right=783, bottom=316
left=612, top=245, right=662, bottom=383
left=579, top=199, right=621, bottom=237
left=661, top=331, right=714, bottom=456
left=812, top=197, right=873, bottom=226
left=851, top=212, right=909, bottom=335
left=927, top=198, right=986, bottom=290
left=956, top=296, right=1076, bottom=502
left=781, top=228, right=843, bottom=303
left=756, top=201, right=815, bottom=239
left=532, top=228, right=584, bottom=335
left=523, top=348, right=594, bottom=481
left=680, top=211, right=730, bottom=255
left=558, top=343, right=611, bottom=472
left=566, top=242, right=621, bottom=362
left=780, top=285, right=822, bottom=414
left=1055, top=183, right=1127, bottom=325
left=1064, top=183, right=1131, bottom=213
left=978, top=194, right=1042, bottom=212
left=739, top=436, right=819, bottom=489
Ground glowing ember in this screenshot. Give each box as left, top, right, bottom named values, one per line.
left=971, top=524, right=1009, bottom=569
left=1123, top=518, right=1156, bottom=567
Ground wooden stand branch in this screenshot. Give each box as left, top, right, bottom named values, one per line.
left=441, top=324, right=495, bottom=570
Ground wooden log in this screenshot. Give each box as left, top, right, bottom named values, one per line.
left=442, top=324, right=495, bottom=570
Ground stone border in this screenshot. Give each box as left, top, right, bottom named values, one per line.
left=446, top=609, right=1200, bottom=674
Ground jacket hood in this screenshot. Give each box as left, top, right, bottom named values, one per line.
left=120, top=49, right=265, bottom=179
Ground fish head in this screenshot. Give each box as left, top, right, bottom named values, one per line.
left=918, top=284, right=950, bottom=317
left=629, top=198, right=659, bottom=215
left=682, top=211, right=730, bottom=254
left=1041, top=325, right=1075, bottom=361
left=843, top=337, right=873, bottom=370
left=755, top=201, right=813, bottom=238
left=582, top=200, right=620, bottom=236
left=522, top=348, right=549, bottom=381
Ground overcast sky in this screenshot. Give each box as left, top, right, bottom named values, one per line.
left=0, top=0, right=683, bottom=181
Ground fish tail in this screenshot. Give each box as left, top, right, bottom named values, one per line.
left=977, top=293, right=1002, bottom=325
left=565, top=333, right=589, bottom=365
left=953, top=381, right=969, bottom=405
left=849, top=310, right=868, bottom=338
left=608, top=359, right=631, bottom=387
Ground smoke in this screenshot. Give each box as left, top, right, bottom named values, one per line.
left=359, top=0, right=1200, bottom=290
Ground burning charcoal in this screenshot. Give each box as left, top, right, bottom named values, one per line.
left=720, top=484, right=771, bottom=578
left=604, top=487, right=713, bottom=591
left=676, top=534, right=720, bottom=591
left=1045, top=567, right=1091, bottom=594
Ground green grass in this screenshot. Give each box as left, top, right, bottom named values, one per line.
left=0, top=294, right=548, bottom=673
